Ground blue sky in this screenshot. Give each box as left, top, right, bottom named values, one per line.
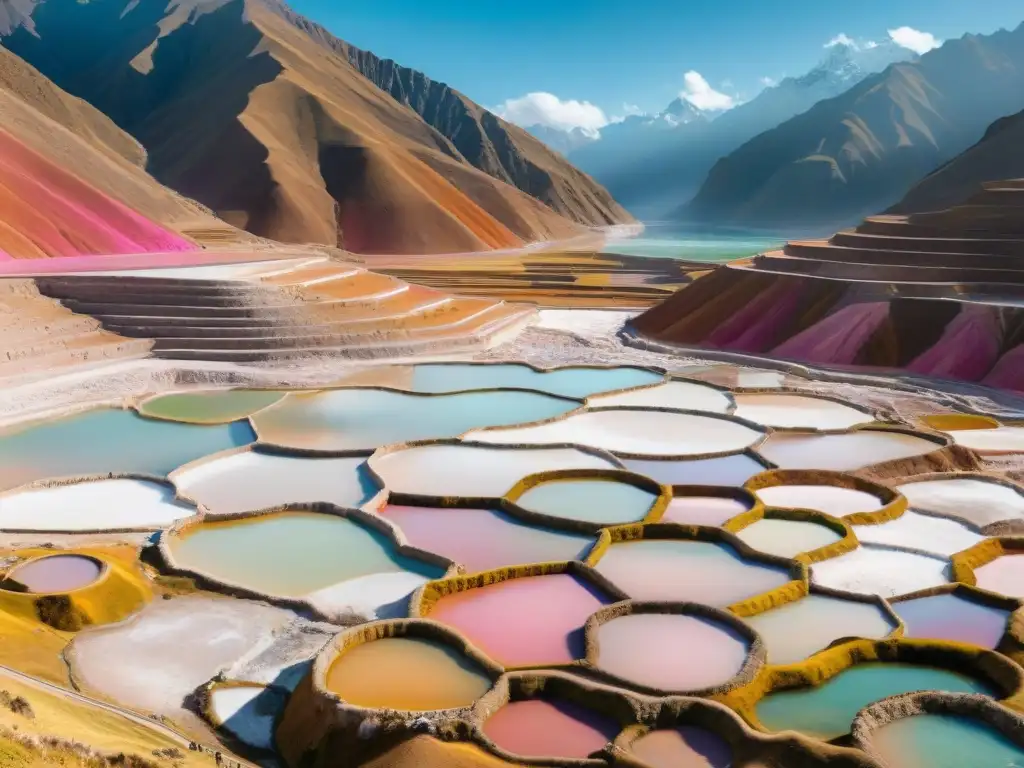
left=289, top=0, right=1024, bottom=130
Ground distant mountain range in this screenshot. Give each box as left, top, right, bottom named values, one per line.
left=0, top=0, right=632, bottom=254
left=684, top=24, right=1024, bottom=229
left=558, top=39, right=916, bottom=219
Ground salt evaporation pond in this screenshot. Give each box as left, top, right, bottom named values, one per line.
left=380, top=506, right=592, bottom=573
left=758, top=432, right=940, bottom=472
left=465, top=410, right=764, bottom=458
left=871, top=713, right=1024, bottom=768
left=853, top=510, right=983, bottom=557
left=428, top=574, right=609, bottom=667
left=139, top=390, right=284, bottom=423
left=411, top=363, right=662, bottom=398
left=894, top=593, right=1009, bottom=649
left=325, top=637, right=491, bottom=710
left=973, top=555, right=1024, bottom=598
left=736, top=519, right=842, bottom=558
left=753, top=485, right=883, bottom=517
left=944, top=426, right=1024, bottom=455
left=594, top=540, right=791, bottom=606
left=628, top=727, right=733, bottom=768
left=744, top=595, right=896, bottom=665
left=0, top=409, right=254, bottom=490
left=755, top=664, right=994, bottom=740
left=661, top=496, right=751, bottom=526
left=370, top=445, right=618, bottom=498
left=172, top=451, right=376, bottom=514
left=733, top=394, right=873, bottom=431
left=622, top=454, right=768, bottom=487
left=167, top=512, right=442, bottom=604
left=253, top=388, right=579, bottom=451
left=6, top=555, right=101, bottom=593
left=0, top=478, right=193, bottom=531
left=483, top=700, right=619, bottom=759
left=515, top=479, right=657, bottom=526
left=587, top=380, right=731, bottom=413
left=811, top=546, right=950, bottom=598
left=897, top=477, right=1024, bottom=528
left=595, top=613, right=748, bottom=692
left=210, top=686, right=286, bottom=751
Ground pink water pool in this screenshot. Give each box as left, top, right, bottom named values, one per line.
left=974, top=555, right=1024, bottom=598
left=661, top=497, right=751, bottom=526
left=483, top=699, right=620, bottom=758
left=628, top=726, right=733, bottom=768
left=6, top=555, right=102, bottom=593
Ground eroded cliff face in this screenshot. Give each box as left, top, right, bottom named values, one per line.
left=0, top=0, right=630, bottom=254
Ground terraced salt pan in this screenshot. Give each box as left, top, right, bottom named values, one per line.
left=369, top=445, right=619, bottom=498
left=735, top=519, right=842, bottom=558
left=172, top=451, right=376, bottom=514
left=896, top=477, right=1024, bottom=528
left=733, top=394, right=873, bottom=431
left=758, top=431, right=941, bottom=472
left=810, top=546, right=949, bottom=598
left=465, top=410, right=764, bottom=458
left=0, top=478, right=193, bottom=531
left=622, top=454, right=768, bottom=487
left=628, top=727, right=733, bottom=768
left=872, top=713, right=1024, bottom=768
left=753, top=485, right=884, bottom=517
left=139, top=390, right=285, bottom=424
left=379, top=506, right=592, bottom=573
left=744, top=595, right=897, bottom=665
left=974, top=555, right=1024, bottom=598
left=515, top=479, right=657, bottom=526
left=594, top=540, right=791, bottom=606
left=167, top=512, right=443, bottom=620
left=895, top=593, right=1009, bottom=649
left=661, top=496, right=751, bottom=526
left=755, top=663, right=994, bottom=741
left=210, top=686, right=286, bottom=751
left=0, top=409, right=254, bottom=490
left=483, top=700, right=620, bottom=759
left=411, top=363, right=663, bottom=398
left=944, top=426, right=1024, bottom=455
left=253, top=388, right=579, bottom=452
left=326, top=637, right=491, bottom=710
left=586, top=381, right=731, bottom=413
left=595, top=613, right=749, bottom=692
left=67, top=595, right=293, bottom=719
left=853, top=511, right=984, bottom=557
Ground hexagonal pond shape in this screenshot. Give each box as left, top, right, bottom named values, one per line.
left=869, top=711, right=1024, bottom=768
left=483, top=698, right=622, bottom=760
left=379, top=505, right=593, bottom=573
left=810, top=545, right=950, bottom=598
left=326, top=636, right=493, bottom=711
left=733, top=393, right=873, bottom=431
left=897, top=476, right=1024, bottom=529
left=661, top=489, right=755, bottom=527
left=423, top=572, right=613, bottom=668
left=139, top=390, right=285, bottom=424
left=165, top=511, right=444, bottom=620
left=253, top=388, right=581, bottom=451
left=622, top=453, right=770, bottom=488
left=0, top=478, right=194, bottom=532
left=410, top=363, right=663, bottom=398
left=369, top=444, right=620, bottom=499
left=464, top=409, right=764, bottom=459
left=0, top=409, right=254, bottom=490
left=591, top=609, right=753, bottom=694
left=627, top=727, right=733, bottom=768
left=757, top=430, right=944, bottom=472
left=593, top=536, right=792, bottom=607
left=511, top=475, right=660, bottom=528
left=751, top=484, right=886, bottom=518
left=735, top=518, right=844, bottom=559
left=172, top=450, right=377, bottom=514
left=742, top=594, right=898, bottom=665
left=755, top=663, right=998, bottom=741
left=586, top=380, right=732, bottom=414
left=893, top=592, right=1011, bottom=649
left=4, top=554, right=102, bottom=593
left=853, top=511, right=984, bottom=557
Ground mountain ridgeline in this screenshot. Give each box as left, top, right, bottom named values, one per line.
left=0, top=0, right=632, bottom=255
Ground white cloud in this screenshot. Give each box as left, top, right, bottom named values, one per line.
left=825, top=33, right=857, bottom=48
left=888, top=26, right=941, bottom=54
left=610, top=103, right=644, bottom=123
left=679, top=71, right=736, bottom=111
left=491, top=92, right=608, bottom=136
left=759, top=76, right=778, bottom=87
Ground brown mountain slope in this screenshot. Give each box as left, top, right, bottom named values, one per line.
left=892, top=109, right=1024, bottom=213
left=1, top=0, right=630, bottom=254
left=683, top=24, right=1024, bottom=230
left=0, top=43, right=237, bottom=244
